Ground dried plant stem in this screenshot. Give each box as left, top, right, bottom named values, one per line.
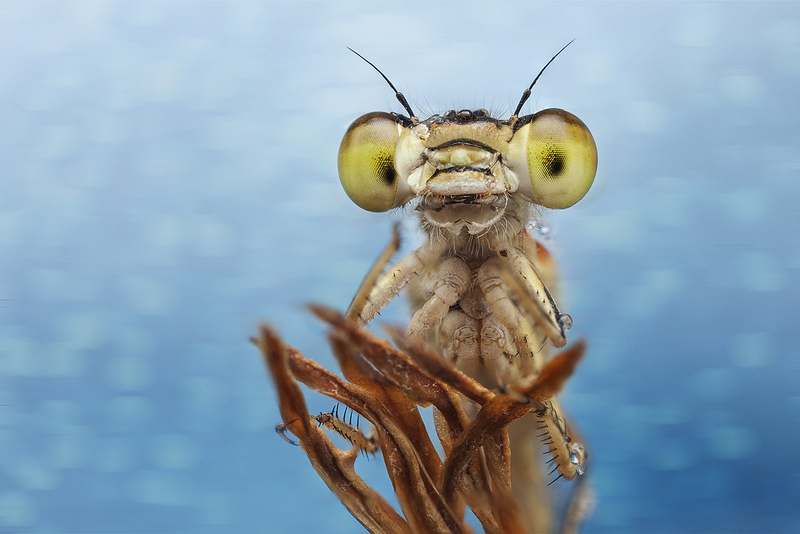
left=257, top=309, right=587, bottom=534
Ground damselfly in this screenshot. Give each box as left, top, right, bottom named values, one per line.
left=259, top=44, right=597, bottom=534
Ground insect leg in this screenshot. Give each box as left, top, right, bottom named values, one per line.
left=477, top=258, right=543, bottom=374
left=345, top=224, right=401, bottom=323
left=487, top=236, right=569, bottom=347
left=405, top=257, right=472, bottom=346
left=479, top=314, right=524, bottom=384
left=439, top=309, right=480, bottom=367
left=535, top=399, right=587, bottom=482
left=347, top=238, right=448, bottom=328
left=275, top=421, right=300, bottom=446
left=312, top=410, right=380, bottom=455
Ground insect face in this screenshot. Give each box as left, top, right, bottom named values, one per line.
left=338, top=106, right=597, bottom=225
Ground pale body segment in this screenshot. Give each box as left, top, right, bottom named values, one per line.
left=336, top=78, right=596, bottom=531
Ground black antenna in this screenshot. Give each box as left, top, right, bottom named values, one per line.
left=512, top=40, right=575, bottom=117
left=348, top=47, right=416, bottom=119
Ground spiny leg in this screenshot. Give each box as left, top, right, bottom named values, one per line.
left=476, top=255, right=589, bottom=532
left=476, top=258, right=587, bottom=478
left=313, top=410, right=380, bottom=455
left=536, top=399, right=587, bottom=483
left=487, top=233, right=569, bottom=347
left=274, top=409, right=379, bottom=455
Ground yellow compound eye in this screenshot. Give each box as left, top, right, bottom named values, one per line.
left=508, top=108, right=597, bottom=209
left=338, top=112, right=407, bottom=212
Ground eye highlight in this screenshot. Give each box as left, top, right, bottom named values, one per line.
left=338, top=112, right=405, bottom=212
left=508, top=108, right=597, bottom=209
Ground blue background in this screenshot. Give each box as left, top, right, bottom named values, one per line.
left=2, top=2, right=799, bottom=532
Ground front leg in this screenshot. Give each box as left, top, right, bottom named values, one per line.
left=405, top=257, right=472, bottom=346
left=487, top=233, right=570, bottom=347
left=345, top=225, right=401, bottom=324
left=476, top=258, right=542, bottom=377
left=346, top=235, right=449, bottom=328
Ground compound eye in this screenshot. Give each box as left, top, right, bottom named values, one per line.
left=338, top=112, right=404, bottom=212
left=509, top=108, right=597, bottom=209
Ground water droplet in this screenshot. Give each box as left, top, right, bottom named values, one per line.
left=559, top=313, right=573, bottom=331
left=525, top=220, right=552, bottom=238
left=569, top=442, right=586, bottom=476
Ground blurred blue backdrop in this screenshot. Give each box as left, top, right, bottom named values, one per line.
left=1, top=2, right=799, bottom=532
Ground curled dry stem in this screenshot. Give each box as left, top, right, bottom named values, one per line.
left=257, top=310, right=586, bottom=534
left=257, top=325, right=410, bottom=534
